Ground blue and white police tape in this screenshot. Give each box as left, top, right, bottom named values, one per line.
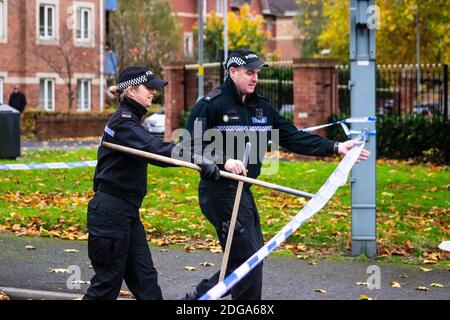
left=300, top=117, right=377, bottom=137
left=199, top=132, right=368, bottom=300
left=0, top=161, right=97, bottom=171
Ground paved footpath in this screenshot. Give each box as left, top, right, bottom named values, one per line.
left=0, top=232, right=448, bottom=300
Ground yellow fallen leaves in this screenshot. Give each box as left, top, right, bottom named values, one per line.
left=25, top=245, right=36, bottom=250
left=430, top=283, right=445, bottom=288
left=199, top=262, right=215, bottom=267
left=313, top=289, right=327, bottom=293
left=0, top=291, right=11, bottom=300
left=359, top=295, right=374, bottom=300
left=183, top=266, right=197, bottom=271
left=63, top=249, right=79, bottom=253
left=415, top=286, right=429, bottom=291
left=389, top=281, right=401, bottom=288
left=420, top=267, right=433, bottom=272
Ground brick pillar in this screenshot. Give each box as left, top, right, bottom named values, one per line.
left=293, top=58, right=339, bottom=135
left=162, top=62, right=185, bottom=142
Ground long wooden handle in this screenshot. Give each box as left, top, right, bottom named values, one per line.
left=101, top=141, right=314, bottom=199
left=218, top=142, right=251, bottom=283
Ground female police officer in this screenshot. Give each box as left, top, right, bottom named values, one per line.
left=83, top=66, right=220, bottom=300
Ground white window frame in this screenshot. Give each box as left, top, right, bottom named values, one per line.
left=183, top=32, right=193, bottom=58
left=36, top=0, right=59, bottom=45
left=73, top=2, right=95, bottom=47
left=216, top=0, right=224, bottom=17
left=0, top=0, right=8, bottom=43
left=0, top=76, right=4, bottom=104
left=40, top=78, right=55, bottom=111
left=76, top=79, right=91, bottom=111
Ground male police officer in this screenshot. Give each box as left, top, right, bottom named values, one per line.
left=83, top=66, right=220, bottom=300
left=184, top=49, right=370, bottom=300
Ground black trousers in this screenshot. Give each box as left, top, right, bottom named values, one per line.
left=195, top=180, right=264, bottom=300
left=83, top=192, right=162, bottom=300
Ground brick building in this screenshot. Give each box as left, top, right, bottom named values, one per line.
left=171, top=0, right=301, bottom=60
left=0, top=0, right=105, bottom=112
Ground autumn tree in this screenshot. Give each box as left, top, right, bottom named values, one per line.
left=296, top=0, right=450, bottom=64
left=197, top=4, right=271, bottom=62
left=110, top=0, right=181, bottom=76
left=294, top=0, right=326, bottom=57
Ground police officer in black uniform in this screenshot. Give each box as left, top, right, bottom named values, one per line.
left=83, top=66, right=220, bottom=300
left=184, top=49, right=370, bottom=300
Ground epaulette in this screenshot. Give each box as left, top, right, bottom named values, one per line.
left=204, top=88, right=222, bottom=102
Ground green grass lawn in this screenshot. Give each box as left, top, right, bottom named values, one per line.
left=0, top=148, right=449, bottom=266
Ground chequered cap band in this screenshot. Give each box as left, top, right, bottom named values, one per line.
left=117, top=71, right=153, bottom=90
left=226, top=57, right=246, bottom=70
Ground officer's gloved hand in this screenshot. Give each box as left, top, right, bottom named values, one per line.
left=199, top=161, right=221, bottom=181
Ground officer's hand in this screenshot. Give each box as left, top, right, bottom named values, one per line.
left=199, top=162, right=221, bottom=181
left=224, top=159, right=247, bottom=176
left=338, top=141, right=371, bottom=161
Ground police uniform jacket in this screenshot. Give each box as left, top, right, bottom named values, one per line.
left=94, top=96, right=175, bottom=207
left=188, top=77, right=336, bottom=181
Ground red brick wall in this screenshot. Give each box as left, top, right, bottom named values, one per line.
left=163, top=62, right=185, bottom=141
left=293, top=58, right=338, bottom=135
left=0, top=0, right=103, bottom=112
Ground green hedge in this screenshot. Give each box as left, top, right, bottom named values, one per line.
left=327, top=115, right=449, bottom=164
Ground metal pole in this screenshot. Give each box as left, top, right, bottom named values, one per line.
left=198, top=0, right=205, bottom=100
left=349, top=0, right=377, bottom=257
left=223, top=0, right=229, bottom=62
left=99, top=0, right=105, bottom=112
left=101, top=141, right=314, bottom=199
left=415, top=4, right=421, bottom=109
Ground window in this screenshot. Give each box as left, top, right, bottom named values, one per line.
left=76, top=7, right=92, bottom=41
left=183, top=32, right=193, bottom=57
left=0, top=77, right=3, bottom=104
left=216, top=0, right=224, bottom=16
left=39, top=4, right=55, bottom=39
left=76, top=79, right=91, bottom=111
left=0, top=0, right=7, bottom=42
left=40, top=79, right=55, bottom=111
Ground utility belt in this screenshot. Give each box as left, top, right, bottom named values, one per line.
left=97, top=182, right=142, bottom=208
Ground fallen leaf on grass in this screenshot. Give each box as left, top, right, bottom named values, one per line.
left=389, top=281, right=401, bottom=288
left=25, top=245, right=36, bottom=250
left=358, top=295, right=374, bottom=300
left=199, top=262, right=215, bottom=267
left=296, top=255, right=309, bottom=260
left=422, top=259, right=437, bottom=265
left=183, top=266, right=197, bottom=271
left=430, top=283, right=445, bottom=288
left=63, top=249, right=79, bottom=253
left=49, top=268, right=70, bottom=273
left=420, top=267, right=433, bottom=272
left=313, top=289, right=326, bottom=293
left=209, top=248, right=222, bottom=253
left=415, top=286, right=429, bottom=291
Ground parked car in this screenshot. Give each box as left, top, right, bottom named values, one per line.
left=143, top=108, right=165, bottom=137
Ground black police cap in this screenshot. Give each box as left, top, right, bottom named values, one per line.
left=225, top=49, right=269, bottom=71
left=117, top=66, right=168, bottom=91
